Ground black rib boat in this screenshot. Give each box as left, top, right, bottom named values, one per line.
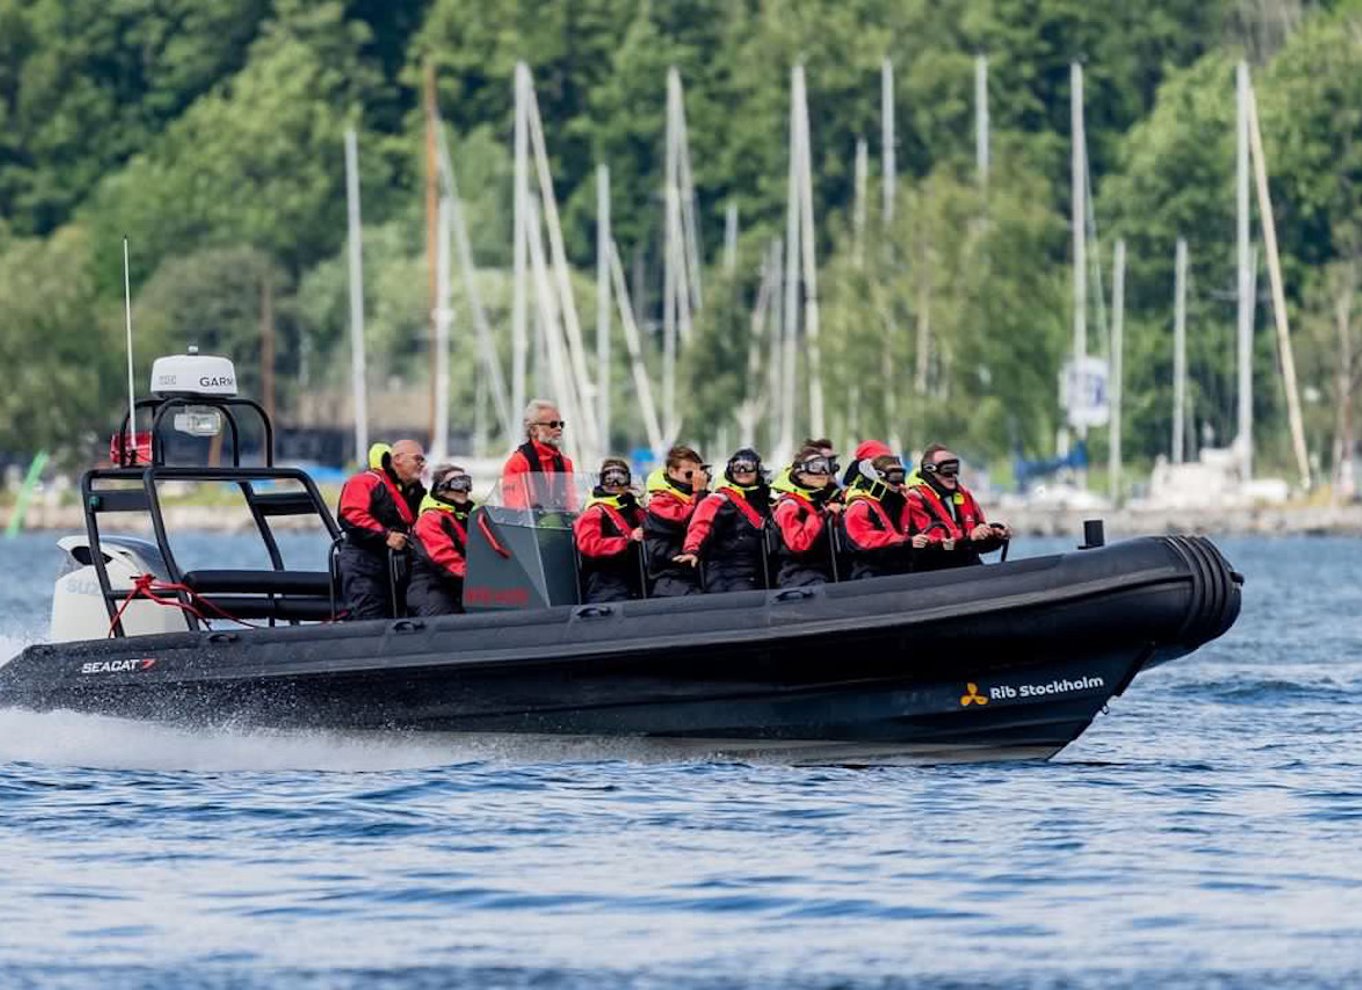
left=0, top=352, right=1243, bottom=765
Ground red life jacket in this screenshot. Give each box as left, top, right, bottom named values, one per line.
left=338, top=467, right=418, bottom=551
left=907, top=482, right=985, bottom=542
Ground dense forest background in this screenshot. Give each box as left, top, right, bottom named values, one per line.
left=0, top=0, right=1358, bottom=484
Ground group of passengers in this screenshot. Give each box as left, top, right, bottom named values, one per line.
left=335, top=399, right=1010, bottom=620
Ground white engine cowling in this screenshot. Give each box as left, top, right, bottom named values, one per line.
left=50, top=535, right=191, bottom=643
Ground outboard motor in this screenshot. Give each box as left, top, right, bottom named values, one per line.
left=50, top=535, right=190, bottom=642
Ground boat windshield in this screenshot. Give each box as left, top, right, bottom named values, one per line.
left=480, top=471, right=603, bottom=528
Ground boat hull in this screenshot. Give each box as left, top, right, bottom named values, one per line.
left=0, top=536, right=1241, bottom=765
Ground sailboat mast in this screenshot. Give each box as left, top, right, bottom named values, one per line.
left=1235, top=60, right=1253, bottom=480
left=975, top=54, right=989, bottom=187
left=1071, top=62, right=1087, bottom=398
left=1246, top=69, right=1311, bottom=489
left=1110, top=239, right=1126, bottom=503
left=512, top=64, right=530, bottom=429
left=780, top=65, right=801, bottom=462
left=343, top=128, right=368, bottom=465
left=596, top=164, right=611, bottom=452
left=423, top=62, right=440, bottom=446
left=1173, top=237, right=1188, bottom=464
left=432, top=196, right=452, bottom=462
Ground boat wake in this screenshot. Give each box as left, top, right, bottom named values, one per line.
left=0, top=697, right=753, bottom=772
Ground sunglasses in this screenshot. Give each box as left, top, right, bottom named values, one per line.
left=797, top=456, right=833, bottom=476
left=883, top=469, right=907, bottom=485
left=437, top=474, right=473, bottom=493
left=729, top=460, right=759, bottom=474
left=680, top=464, right=711, bottom=481
left=534, top=420, right=566, bottom=429
left=601, top=470, right=631, bottom=487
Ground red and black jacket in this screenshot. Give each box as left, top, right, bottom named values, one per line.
left=907, top=481, right=998, bottom=544
left=575, top=491, right=644, bottom=565
left=338, top=464, right=423, bottom=552
left=772, top=482, right=837, bottom=585
left=643, top=471, right=703, bottom=582
left=574, top=490, right=645, bottom=597
left=907, top=478, right=1001, bottom=568
left=683, top=483, right=772, bottom=588
left=841, top=487, right=910, bottom=579
left=410, top=496, right=473, bottom=583
left=501, top=440, right=577, bottom=510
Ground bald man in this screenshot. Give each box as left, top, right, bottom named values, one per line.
left=336, top=439, right=428, bottom=620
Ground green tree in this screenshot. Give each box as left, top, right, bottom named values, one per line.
left=0, top=226, right=119, bottom=454
left=83, top=0, right=382, bottom=287
left=0, top=0, right=271, bottom=236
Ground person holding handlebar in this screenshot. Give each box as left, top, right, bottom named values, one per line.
left=907, top=443, right=1011, bottom=572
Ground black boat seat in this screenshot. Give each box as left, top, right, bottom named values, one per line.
left=181, top=569, right=333, bottom=597
left=191, top=595, right=336, bottom=622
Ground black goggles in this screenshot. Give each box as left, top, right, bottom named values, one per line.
left=680, top=464, right=711, bottom=481
left=882, top=469, right=907, bottom=485
left=796, top=456, right=834, bottom=476
left=436, top=474, right=473, bottom=494
left=729, top=460, right=760, bottom=474
left=601, top=468, right=632, bottom=487
left=925, top=459, right=960, bottom=478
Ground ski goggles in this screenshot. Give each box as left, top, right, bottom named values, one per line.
left=728, top=460, right=760, bottom=475
left=600, top=468, right=632, bottom=487
left=924, top=458, right=960, bottom=478
left=795, top=455, right=835, bottom=476
left=436, top=473, right=474, bottom=494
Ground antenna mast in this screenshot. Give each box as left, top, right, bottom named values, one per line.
left=122, top=237, right=137, bottom=464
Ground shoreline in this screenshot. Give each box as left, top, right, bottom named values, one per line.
left=5, top=502, right=1362, bottom=537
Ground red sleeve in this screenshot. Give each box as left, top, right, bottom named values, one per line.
left=415, top=512, right=465, bottom=578
left=647, top=490, right=695, bottom=524
left=906, top=491, right=947, bottom=544
left=574, top=506, right=631, bottom=558
left=776, top=498, right=824, bottom=553
left=682, top=493, right=725, bottom=555
left=500, top=450, right=530, bottom=509
left=562, top=455, right=579, bottom=511
left=844, top=500, right=904, bottom=551
left=338, top=473, right=387, bottom=548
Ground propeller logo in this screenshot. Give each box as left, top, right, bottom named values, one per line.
left=960, top=683, right=989, bottom=707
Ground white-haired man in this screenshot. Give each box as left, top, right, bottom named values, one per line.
left=500, top=399, right=577, bottom=510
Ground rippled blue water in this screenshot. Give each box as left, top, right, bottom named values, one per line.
left=1, top=532, right=1360, bottom=989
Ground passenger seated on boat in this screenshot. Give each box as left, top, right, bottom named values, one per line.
left=643, top=445, right=709, bottom=597
left=842, top=454, right=927, bottom=580
left=407, top=464, right=476, bottom=616
left=501, top=399, right=578, bottom=511
left=841, top=439, right=893, bottom=488
left=771, top=446, right=843, bottom=587
left=772, top=437, right=842, bottom=504
left=907, top=444, right=1011, bottom=572
left=676, top=448, right=773, bottom=593
left=336, top=440, right=427, bottom=620
left=574, top=458, right=646, bottom=603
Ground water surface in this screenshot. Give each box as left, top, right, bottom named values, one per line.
left=1, top=533, right=1359, bottom=988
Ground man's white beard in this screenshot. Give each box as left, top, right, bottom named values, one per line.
left=541, top=433, right=562, bottom=449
